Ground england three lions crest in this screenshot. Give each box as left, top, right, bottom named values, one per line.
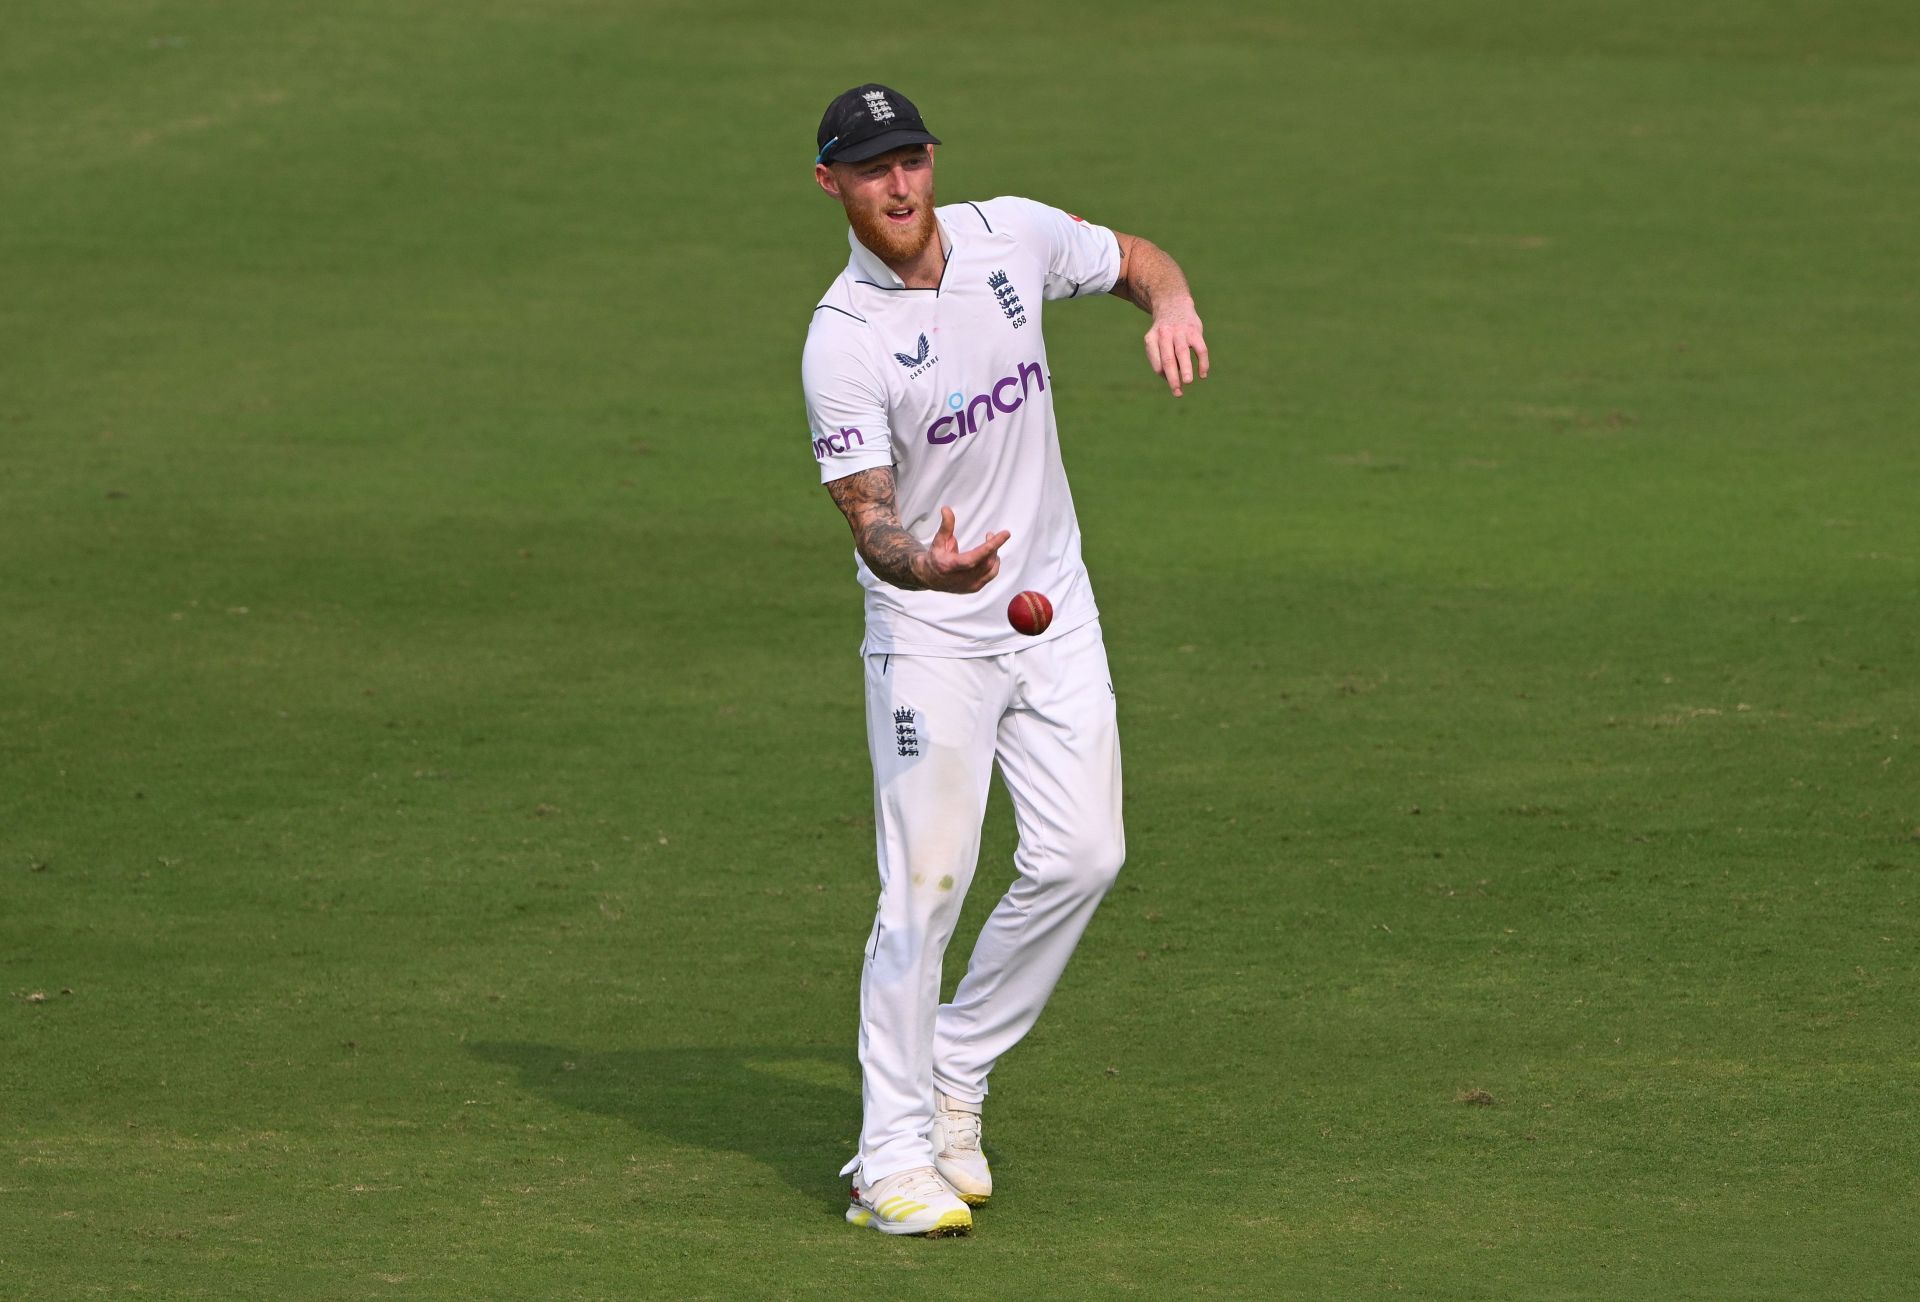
left=988, top=271, right=1026, bottom=328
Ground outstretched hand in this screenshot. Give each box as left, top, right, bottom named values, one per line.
left=920, top=506, right=1010, bottom=594
left=1144, top=301, right=1209, bottom=398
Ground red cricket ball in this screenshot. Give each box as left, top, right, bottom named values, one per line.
left=1007, top=590, right=1053, bottom=637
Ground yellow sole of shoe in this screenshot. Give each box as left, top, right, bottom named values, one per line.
left=924, top=1210, right=973, bottom=1236
left=958, top=1193, right=989, bottom=1206
left=847, top=1207, right=973, bottom=1236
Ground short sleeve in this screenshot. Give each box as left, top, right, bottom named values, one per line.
left=802, top=316, right=895, bottom=484
left=980, top=196, right=1123, bottom=302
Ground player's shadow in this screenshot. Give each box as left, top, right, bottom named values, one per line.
left=469, top=1041, right=859, bottom=1205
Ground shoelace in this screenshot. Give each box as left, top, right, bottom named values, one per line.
left=884, top=1167, right=956, bottom=1204
left=940, top=1109, right=982, bottom=1153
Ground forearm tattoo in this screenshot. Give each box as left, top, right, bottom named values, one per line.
left=826, top=467, right=928, bottom=591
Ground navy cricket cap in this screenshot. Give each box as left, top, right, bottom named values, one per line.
left=816, top=84, right=941, bottom=165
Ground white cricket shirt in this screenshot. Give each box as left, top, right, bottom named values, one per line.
left=802, top=196, right=1122, bottom=657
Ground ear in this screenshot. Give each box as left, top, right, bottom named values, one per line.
left=814, top=163, right=841, bottom=199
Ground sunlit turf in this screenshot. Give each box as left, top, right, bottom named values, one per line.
left=3, top=1, right=1916, bottom=1295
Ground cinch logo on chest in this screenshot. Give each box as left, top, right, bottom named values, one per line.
left=926, top=360, right=1046, bottom=445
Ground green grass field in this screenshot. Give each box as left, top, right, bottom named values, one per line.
left=4, top=2, right=1918, bottom=1296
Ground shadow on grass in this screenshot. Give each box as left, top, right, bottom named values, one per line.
left=470, top=1042, right=859, bottom=1207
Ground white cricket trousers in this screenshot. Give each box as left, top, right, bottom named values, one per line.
left=853, top=619, right=1125, bottom=1183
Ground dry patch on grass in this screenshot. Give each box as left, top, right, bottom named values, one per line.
left=1515, top=404, right=1638, bottom=434
left=1647, top=705, right=1724, bottom=727
left=130, top=88, right=289, bottom=149
left=1327, top=450, right=1405, bottom=470
left=1446, top=234, right=1552, bottom=249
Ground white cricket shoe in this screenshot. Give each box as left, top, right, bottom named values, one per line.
left=930, top=1092, right=992, bottom=1205
left=844, top=1164, right=972, bottom=1237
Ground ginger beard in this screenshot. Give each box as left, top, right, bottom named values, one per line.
left=843, top=179, right=937, bottom=264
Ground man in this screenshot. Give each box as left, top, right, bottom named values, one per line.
left=802, top=83, right=1208, bottom=1237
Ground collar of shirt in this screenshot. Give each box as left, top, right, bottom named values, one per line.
left=845, top=213, right=955, bottom=288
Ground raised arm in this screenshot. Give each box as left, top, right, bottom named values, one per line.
left=824, top=467, right=1011, bottom=594
left=1111, top=231, right=1210, bottom=398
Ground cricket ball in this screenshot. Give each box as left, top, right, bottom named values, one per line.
left=1007, top=590, right=1053, bottom=637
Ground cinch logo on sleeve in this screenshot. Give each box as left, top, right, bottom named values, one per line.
left=925, top=360, right=1045, bottom=445
left=813, top=426, right=865, bottom=460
